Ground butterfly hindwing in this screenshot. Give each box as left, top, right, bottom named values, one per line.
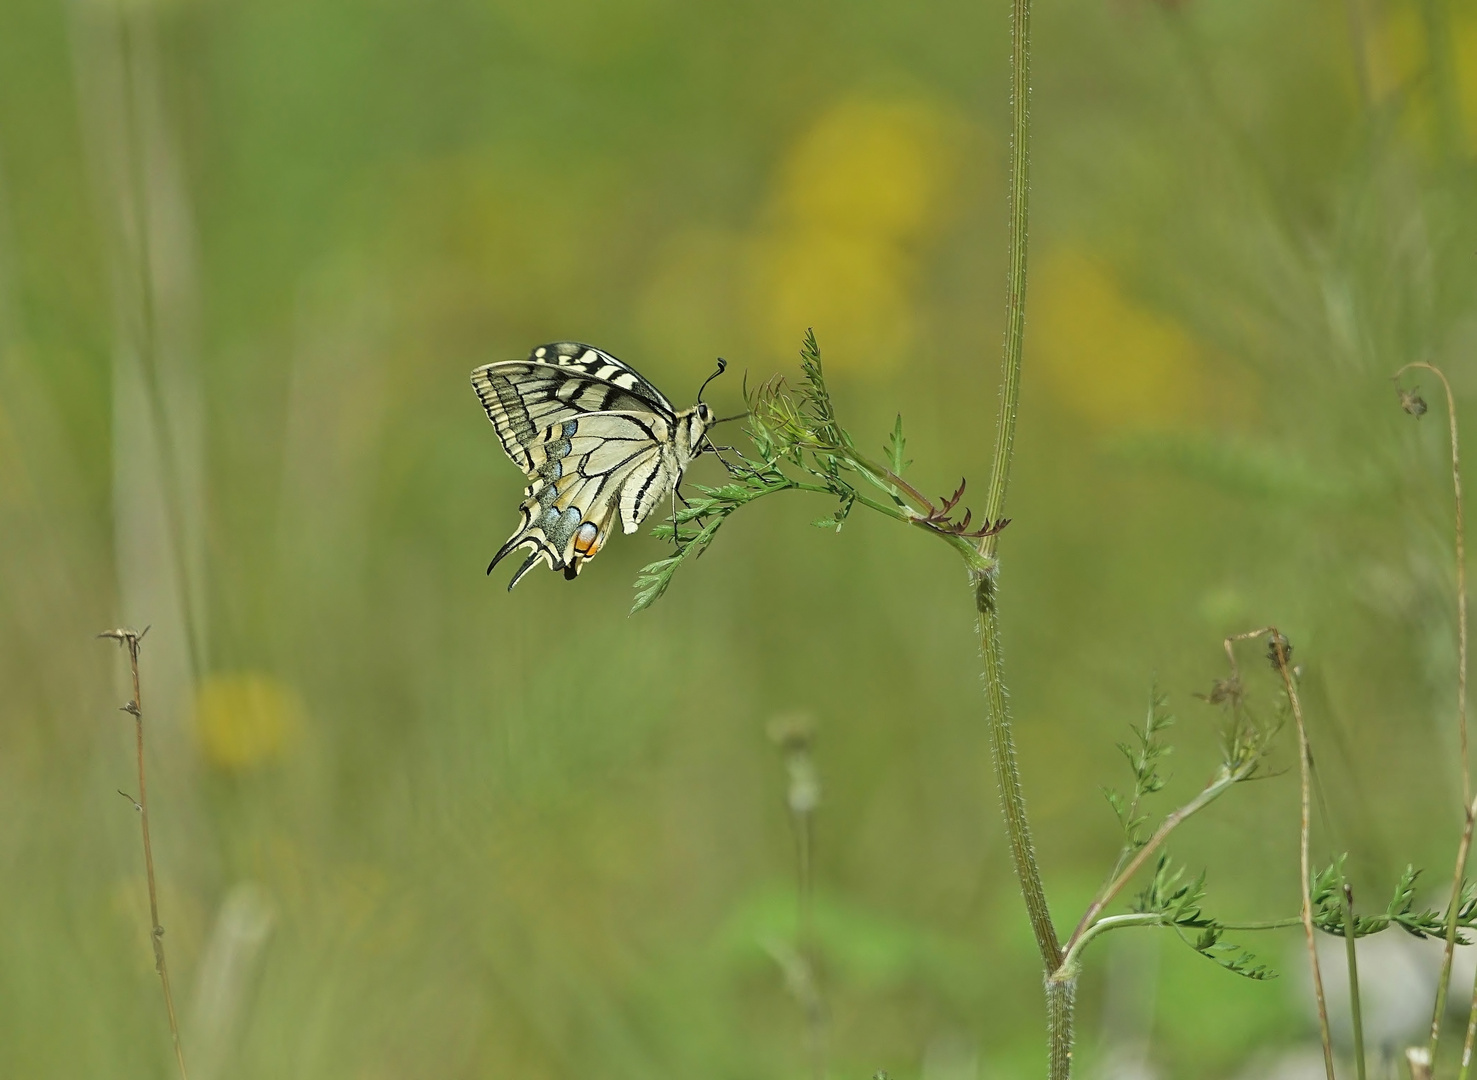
left=489, top=412, right=676, bottom=589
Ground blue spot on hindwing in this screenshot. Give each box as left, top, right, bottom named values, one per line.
left=542, top=506, right=581, bottom=554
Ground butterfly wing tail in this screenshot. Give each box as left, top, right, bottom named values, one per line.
left=505, top=550, right=545, bottom=591
left=488, top=520, right=559, bottom=591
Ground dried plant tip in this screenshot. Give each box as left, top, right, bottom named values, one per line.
left=1399, top=386, right=1429, bottom=418
left=1196, top=676, right=1243, bottom=707
left=767, top=712, right=816, bottom=751
left=1266, top=632, right=1292, bottom=670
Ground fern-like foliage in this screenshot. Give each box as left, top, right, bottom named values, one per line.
left=1310, top=858, right=1477, bottom=941
left=631, top=330, right=1003, bottom=612
left=1103, top=688, right=1175, bottom=852
left=1133, top=855, right=1276, bottom=980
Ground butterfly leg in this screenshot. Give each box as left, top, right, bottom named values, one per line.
left=702, top=437, right=740, bottom=473
left=669, top=485, right=685, bottom=556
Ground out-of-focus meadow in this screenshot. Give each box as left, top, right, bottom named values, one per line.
left=2, top=0, right=1477, bottom=1076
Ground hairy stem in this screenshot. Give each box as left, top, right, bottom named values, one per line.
left=1046, top=971, right=1076, bottom=1080
left=978, top=583, right=1060, bottom=974
left=979, top=0, right=1032, bottom=554
left=100, top=628, right=188, bottom=1080
left=974, top=0, right=1066, bottom=1074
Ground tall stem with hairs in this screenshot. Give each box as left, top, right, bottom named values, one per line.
left=975, top=0, right=1068, bottom=1075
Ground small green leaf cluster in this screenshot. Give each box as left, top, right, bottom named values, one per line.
left=1103, top=689, right=1174, bottom=851
left=1310, top=859, right=1477, bottom=941
left=631, top=330, right=991, bottom=612
left=1133, top=855, right=1276, bottom=980
left=632, top=464, right=800, bottom=612
left=746, top=330, right=938, bottom=538
left=1217, top=680, right=1280, bottom=778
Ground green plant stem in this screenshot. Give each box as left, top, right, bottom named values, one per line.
left=1461, top=967, right=1477, bottom=1080
left=979, top=597, right=1060, bottom=976
left=1060, top=913, right=1160, bottom=971
left=973, top=0, right=1065, bottom=1073
left=787, top=475, right=989, bottom=567
left=1061, top=911, right=1307, bottom=973
left=1337, top=869, right=1367, bottom=1080
left=1045, top=971, right=1075, bottom=1080
left=979, top=0, right=1032, bottom=555
left=1065, top=758, right=1257, bottom=954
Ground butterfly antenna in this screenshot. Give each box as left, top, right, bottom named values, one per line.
left=696, top=357, right=727, bottom=403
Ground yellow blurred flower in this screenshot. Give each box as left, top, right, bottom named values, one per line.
left=773, top=99, right=951, bottom=242
left=1369, top=8, right=1477, bottom=153
left=755, top=228, right=919, bottom=372
left=1456, top=16, right=1477, bottom=148
left=751, top=97, right=964, bottom=372
left=194, top=672, right=304, bottom=771
left=1029, top=249, right=1208, bottom=431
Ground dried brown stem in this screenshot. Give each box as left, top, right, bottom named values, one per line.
left=1396, top=363, right=1468, bottom=804
left=1394, top=362, right=1470, bottom=1067
left=99, top=627, right=189, bottom=1080
left=1264, top=629, right=1336, bottom=1080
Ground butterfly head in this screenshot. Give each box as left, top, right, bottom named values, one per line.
left=675, top=402, right=717, bottom=464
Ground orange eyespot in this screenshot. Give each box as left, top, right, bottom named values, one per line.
left=573, top=522, right=600, bottom=557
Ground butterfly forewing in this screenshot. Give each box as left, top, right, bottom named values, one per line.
left=528, top=342, right=675, bottom=414
left=472, top=361, right=664, bottom=471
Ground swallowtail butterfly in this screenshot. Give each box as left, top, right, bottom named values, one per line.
left=472, top=342, right=723, bottom=590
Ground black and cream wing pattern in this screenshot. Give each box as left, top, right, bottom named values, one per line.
left=472, top=342, right=717, bottom=590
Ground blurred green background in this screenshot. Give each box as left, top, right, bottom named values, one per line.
left=2, top=0, right=1477, bottom=1076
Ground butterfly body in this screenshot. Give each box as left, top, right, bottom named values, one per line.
left=473, top=343, right=716, bottom=590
